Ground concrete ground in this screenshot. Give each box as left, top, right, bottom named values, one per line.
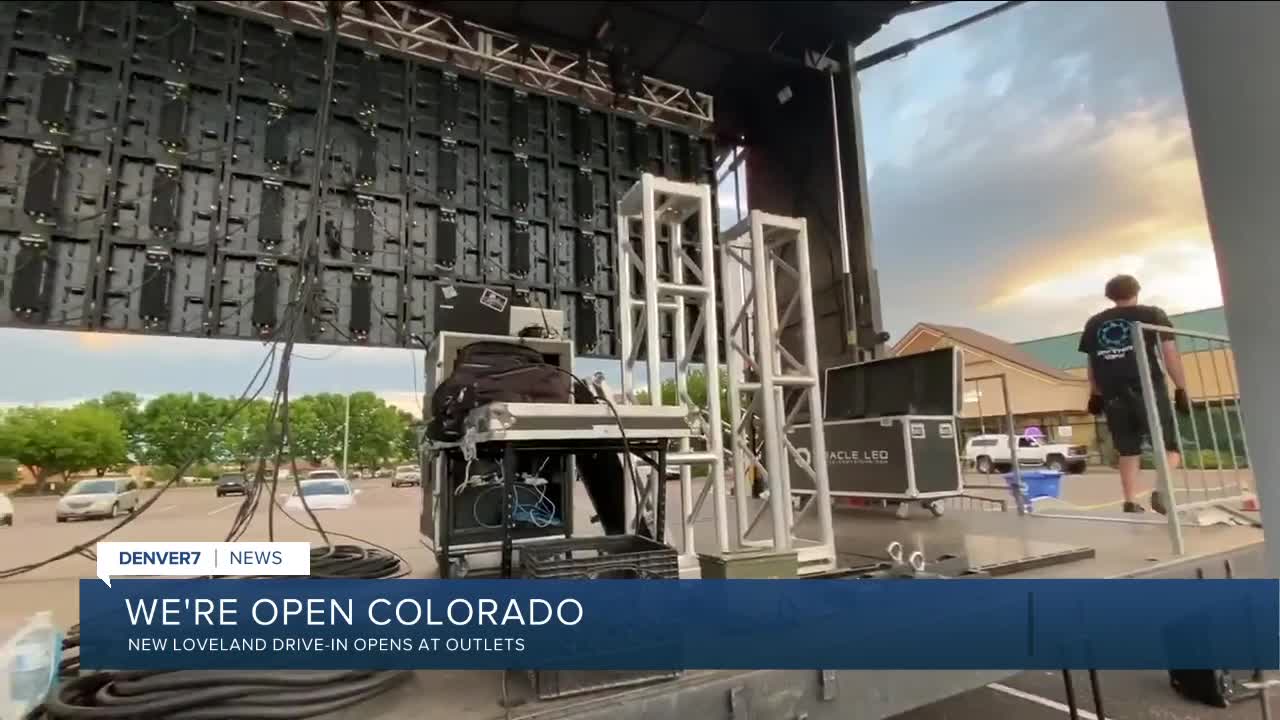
left=958, top=466, right=1256, bottom=515
left=0, top=470, right=1266, bottom=719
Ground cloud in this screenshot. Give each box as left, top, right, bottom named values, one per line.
left=856, top=1, right=1212, bottom=342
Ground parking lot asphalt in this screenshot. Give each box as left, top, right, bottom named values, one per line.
left=0, top=471, right=1266, bottom=719
left=0, top=478, right=432, bottom=627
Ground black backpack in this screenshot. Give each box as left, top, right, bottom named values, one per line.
left=427, top=342, right=572, bottom=441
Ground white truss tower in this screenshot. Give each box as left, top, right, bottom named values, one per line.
left=720, top=211, right=836, bottom=574
left=617, top=174, right=730, bottom=574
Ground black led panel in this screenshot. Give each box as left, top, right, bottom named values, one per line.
left=359, top=54, right=381, bottom=112
left=438, top=143, right=458, bottom=197
left=573, top=170, right=593, bottom=222
left=260, top=181, right=285, bottom=247
left=572, top=109, right=592, bottom=159
left=265, top=114, right=289, bottom=168
left=435, top=211, right=457, bottom=268
left=0, top=1, right=716, bottom=356
left=510, top=221, right=531, bottom=277
left=353, top=197, right=374, bottom=256
left=440, top=74, right=459, bottom=132
left=158, top=95, right=188, bottom=150
left=356, top=134, right=377, bottom=185
left=510, top=157, right=529, bottom=212
left=10, top=242, right=49, bottom=314
left=140, top=259, right=172, bottom=321
left=52, top=2, right=84, bottom=42
left=573, top=233, right=597, bottom=287
left=630, top=124, right=651, bottom=172
left=150, top=167, right=181, bottom=231
left=574, top=295, right=598, bottom=354
left=37, top=74, right=74, bottom=131
left=350, top=273, right=372, bottom=337
left=252, top=262, right=279, bottom=329
left=169, top=18, right=196, bottom=69
left=509, top=92, right=529, bottom=147
left=23, top=153, right=62, bottom=219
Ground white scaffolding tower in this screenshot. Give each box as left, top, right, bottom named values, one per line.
left=617, top=174, right=730, bottom=574
left=721, top=211, right=836, bottom=574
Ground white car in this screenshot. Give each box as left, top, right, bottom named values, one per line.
left=0, top=493, right=13, bottom=526
left=391, top=464, right=421, bottom=488
left=965, top=434, right=1089, bottom=474
left=56, top=477, right=141, bottom=522
left=306, top=469, right=344, bottom=480
left=285, top=478, right=359, bottom=512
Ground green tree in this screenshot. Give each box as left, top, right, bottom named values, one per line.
left=288, top=394, right=346, bottom=465
left=0, top=406, right=128, bottom=483
left=219, top=398, right=276, bottom=466
left=136, top=393, right=228, bottom=467
left=635, top=369, right=730, bottom=416
left=78, top=391, right=144, bottom=463
left=396, top=410, right=421, bottom=462
left=288, top=393, right=411, bottom=470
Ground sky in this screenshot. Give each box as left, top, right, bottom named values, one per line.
left=0, top=1, right=1222, bottom=413
left=856, top=0, right=1221, bottom=342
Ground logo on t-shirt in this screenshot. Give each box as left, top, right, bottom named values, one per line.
left=1096, top=319, right=1133, bottom=361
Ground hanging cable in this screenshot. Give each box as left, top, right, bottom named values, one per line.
left=855, top=0, right=1028, bottom=72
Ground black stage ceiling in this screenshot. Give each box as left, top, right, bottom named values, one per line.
left=418, top=1, right=919, bottom=133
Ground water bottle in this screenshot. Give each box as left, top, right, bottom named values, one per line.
left=3, top=612, right=60, bottom=720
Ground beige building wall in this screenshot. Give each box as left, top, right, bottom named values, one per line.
left=1061, top=350, right=1238, bottom=401
left=894, top=328, right=1090, bottom=418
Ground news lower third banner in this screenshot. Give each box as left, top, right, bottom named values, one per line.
left=78, top=579, right=1279, bottom=671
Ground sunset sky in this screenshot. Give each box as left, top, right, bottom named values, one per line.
left=857, top=0, right=1221, bottom=341
left=0, top=1, right=1223, bottom=414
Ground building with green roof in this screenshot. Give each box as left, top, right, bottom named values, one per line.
left=1015, top=306, right=1230, bottom=371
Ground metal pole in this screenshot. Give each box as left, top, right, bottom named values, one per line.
left=1088, top=669, right=1107, bottom=720
left=1166, top=0, right=1280, bottom=577
left=794, top=216, right=836, bottom=559
left=749, top=211, right=791, bottom=551
left=641, top=175, right=662, bottom=406
left=1061, top=671, right=1081, bottom=720
left=1001, top=374, right=1025, bottom=514
left=342, top=393, right=350, bottom=478
left=828, top=72, right=857, bottom=351
left=1134, top=321, right=1184, bottom=555
left=698, top=185, right=730, bottom=554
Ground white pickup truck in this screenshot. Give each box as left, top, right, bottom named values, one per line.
left=964, top=434, right=1089, bottom=474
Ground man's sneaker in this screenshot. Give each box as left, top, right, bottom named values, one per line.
left=1123, top=501, right=1146, bottom=514
left=1150, top=491, right=1168, bottom=515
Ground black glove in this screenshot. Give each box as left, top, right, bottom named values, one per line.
left=1174, top=388, right=1191, bottom=415
left=1087, top=394, right=1104, bottom=416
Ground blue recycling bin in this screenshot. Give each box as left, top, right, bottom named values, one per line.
left=1004, top=470, right=1063, bottom=504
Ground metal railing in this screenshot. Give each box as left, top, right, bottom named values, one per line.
left=1133, top=321, right=1258, bottom=555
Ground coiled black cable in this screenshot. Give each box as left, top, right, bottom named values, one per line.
left=41, top=670, right=411, bottom=719
left=308, top=544, right=405, bottom=579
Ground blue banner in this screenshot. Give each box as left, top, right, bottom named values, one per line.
left=78, top=579, right=1279, bottom=671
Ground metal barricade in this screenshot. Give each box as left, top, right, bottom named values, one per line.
left=1133, top=321, right=1258, bottom=555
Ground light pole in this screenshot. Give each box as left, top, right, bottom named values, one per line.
left=341, top=393, right=350, bottom=477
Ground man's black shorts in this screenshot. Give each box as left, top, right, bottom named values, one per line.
left=1103, top=384, right=1179, bottom=457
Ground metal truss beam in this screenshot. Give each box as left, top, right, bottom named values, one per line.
left=205, top=0, right=714, bottom=131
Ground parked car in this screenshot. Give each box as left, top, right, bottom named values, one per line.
left=285, top=479, right=358, bottom=512
left=215, top=473, right=249, bottom=497
left=56, top=477, right=141, bottom=522
left=964, top=434, right=1089, bottom=474
left=0, top=492, right=13, bottom=527
left=306, top=469, right=343, bottom=481
left=391, top=464, right=421, bottom=488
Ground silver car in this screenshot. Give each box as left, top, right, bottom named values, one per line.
left=56, top=477, right=141, bottom=522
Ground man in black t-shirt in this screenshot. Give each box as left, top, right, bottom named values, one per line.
left=1078, top=275, right=1191, bottom=514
